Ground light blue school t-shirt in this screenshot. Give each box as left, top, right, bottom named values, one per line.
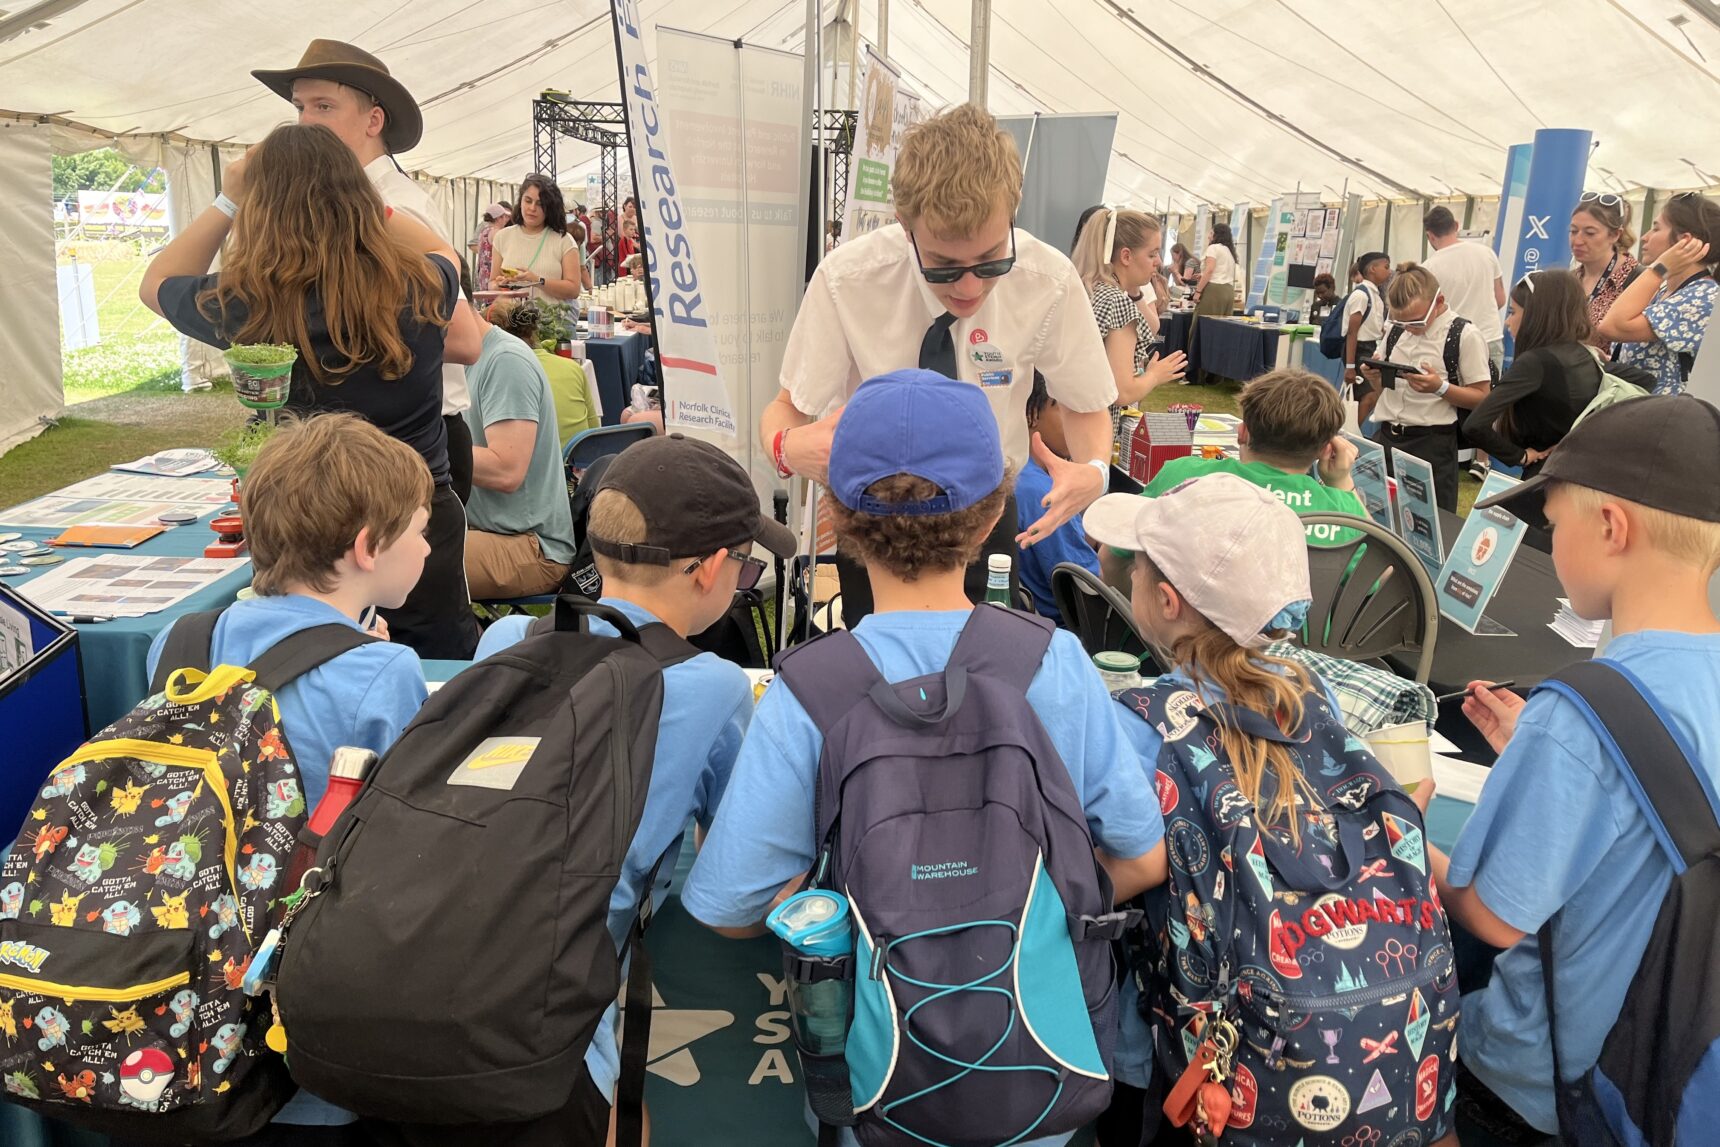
left=475, top=600, right=751, bottom=1101
left=1110, top=666, right=1345, bottom=1089
left=680, top=608, right=1164, bottom=1147
left=148, top=594, right=428, bottom=1126
left=1446, top=630, right=1720, bottom=1133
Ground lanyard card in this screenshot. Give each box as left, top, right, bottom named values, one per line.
left=1435, top=471, right=1529, bottom=635
left=1388, top=449, right=1445, bottom=580
left=1344, top=434, right=1394, bottom=530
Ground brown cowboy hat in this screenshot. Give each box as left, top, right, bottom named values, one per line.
left=252, top=39, right=423, bottom=154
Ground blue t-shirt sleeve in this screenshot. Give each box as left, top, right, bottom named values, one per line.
left=1038, top=633, right=1163, bottom=859
left=695, top=684, right=751, bottom=830
left=1444, top=697, right=1625, bottom=933
left=681, top=689, right=821, bottom=929
left=482, top=351, right=550, bottom=428
left=344, top=646, right=430, bottom=760
left=474, top=615, right=534, bottom=660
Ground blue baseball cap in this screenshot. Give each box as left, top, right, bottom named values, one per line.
left=828, top=370, right=1004, bottom=516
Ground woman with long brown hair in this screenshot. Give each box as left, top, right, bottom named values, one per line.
left=1597, top=191, right=1720, bottom=394
left=1463, top=270, right=1603, bottom=477
left=491, top=172, right=586, bottom=300
left=142, top=122, right=483, bottom=658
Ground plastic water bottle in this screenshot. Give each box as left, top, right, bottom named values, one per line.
left=985, top=554, right=1013, bottom=607
left=768, top=890, right=854, bottom=1057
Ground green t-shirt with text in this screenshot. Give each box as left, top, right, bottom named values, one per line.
left=1144, top=456, right=1366, bottom=546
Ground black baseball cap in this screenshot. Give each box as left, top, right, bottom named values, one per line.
left=1474, top=395, right=1720, bottom=530
left=590, top=434, right=797, bottom=564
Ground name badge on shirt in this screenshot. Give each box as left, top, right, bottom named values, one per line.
left=978, top=370, right=1013, bottom=388
left=969, top=344, right=1006, bottom=368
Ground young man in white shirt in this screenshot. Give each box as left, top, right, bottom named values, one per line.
left=1342, top=251, right=1392, bottom=392
left=1359, top=264, right=1493, bottom=511
left=253, top=40, right=477, bottom=504
left=1422, top=205, right=1507, bottom=370
left=763, top=104, right=1116, bottom=620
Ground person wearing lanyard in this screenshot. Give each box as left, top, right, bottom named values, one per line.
left=1597, top=192, right=1720, bottom=395
left=1569, top=192, right=1641, bottom=358
left=1359, top=264, right=1493, bottom=513
left=254, top=39, right=479, bottom=505
left=490, top=174, right=584, bottom=302
left=763, top=103, right=1116, bottom=623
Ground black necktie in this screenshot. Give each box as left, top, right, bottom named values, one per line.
left=919, top=312, right=959, bottom=379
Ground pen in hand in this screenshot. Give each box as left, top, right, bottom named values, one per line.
left=1435, top=679, right=1516, bottom=704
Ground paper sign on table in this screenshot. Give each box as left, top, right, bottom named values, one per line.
left=1435, top=471, right=1530, bottom=635
left=14, top=554, right=249, bottom=619
left=1345, top=434, right=1394, bottom=530
left=1389, top=450, right=1446, bottom=579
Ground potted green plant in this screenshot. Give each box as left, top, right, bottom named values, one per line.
left=222, top=344, right=297, bottom=410
left=211, top=421, right=277, bottom=481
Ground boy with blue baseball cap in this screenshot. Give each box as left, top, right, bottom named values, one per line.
left=684, top=369, right=1166, bottom=1147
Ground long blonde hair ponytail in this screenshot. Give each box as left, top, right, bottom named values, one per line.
left=1073, top=207, right=1161, bottom=296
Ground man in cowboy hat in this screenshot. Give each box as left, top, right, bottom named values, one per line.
left=254, top=39, right=477, bottom=505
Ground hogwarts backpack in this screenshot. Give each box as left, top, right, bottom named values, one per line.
left=273, top=598, right=695, bottom=1145
left=0, top=608, right=372, bottom=1142
left=773, top=607, right=1136, bottom=1147
left=1118, top=678, right=1460, bottom=1146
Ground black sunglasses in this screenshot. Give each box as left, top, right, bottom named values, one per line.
left=682, top=549, right=766, bottom=592
left=909, top=226, right=1017, bottom=285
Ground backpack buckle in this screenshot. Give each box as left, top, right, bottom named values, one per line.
left=788, top=953, right=853, bottom=983
left=1076, top=910, right=1143, bottom=941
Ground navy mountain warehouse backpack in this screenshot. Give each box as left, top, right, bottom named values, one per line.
left=1534, top=660, right=1720, bottom=1146
left=1119, top=678, right=1459, bottom=1146
left=773, top=607, right=1136, bottom=1147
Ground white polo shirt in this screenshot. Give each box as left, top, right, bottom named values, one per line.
left=1374, top=308, right=1492, bottom=427
left=1342, top=280, right=1387, bottom=345
left=366, top=156, right=471, bottom=416
left=1424, top=239, right=1504, bottom=343
left=781, top=224, right=1115, bottom=468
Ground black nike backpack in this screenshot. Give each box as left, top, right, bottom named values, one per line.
left=273, top=597, right=695, bottom=1143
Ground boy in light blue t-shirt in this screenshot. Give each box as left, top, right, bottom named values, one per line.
left=683, top=370, right=1167, bottom=1147
left=144, top=414, right=434, bottom=1141
left=1426, top=397, right=1720, bottom=1141
left=475, top=432, right=798, bottom=1139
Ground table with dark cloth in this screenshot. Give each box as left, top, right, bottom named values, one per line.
left=1385, top=509, right=1587, bottom=696
left=582, top=332, right=648, bottom=425
left=1158, top=309, right=1194, bottom=372
left=1194, top=316, right=1281, bottom=383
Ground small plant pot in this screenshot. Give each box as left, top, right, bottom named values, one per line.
left=223, top=348, right=296, bottom=410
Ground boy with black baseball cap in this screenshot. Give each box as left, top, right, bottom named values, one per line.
left=474, top=433, right=795, bottom=1140
left=1423, top=396, right=1720, bottom=1140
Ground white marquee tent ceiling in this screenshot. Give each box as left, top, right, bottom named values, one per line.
left=4, top=0, right=1719, bottom=206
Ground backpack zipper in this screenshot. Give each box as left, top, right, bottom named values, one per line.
left=55, top=739, right=243, bottom=916
left=0, top=969, right=191, bottom=1002
left=609, top=660, right=631, bottom=856
left=1271, top=957, right=1447, bottom=1014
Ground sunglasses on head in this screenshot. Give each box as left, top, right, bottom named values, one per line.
left=910, top=226, right=1017, bottom=285
left=1580, top=191, right=1623, bottom=208
left=682, top=548, right=766, bottom=591
left=1518, top=271, right=1539, bottom=293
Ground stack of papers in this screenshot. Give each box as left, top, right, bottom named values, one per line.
left=1549, top=598, right=1604, bottom=648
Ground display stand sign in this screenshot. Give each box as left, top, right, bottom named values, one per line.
left=1435, top=471, right=1529, bottom=636
left=1390, top=449, right=1446, bottom=579
left=1345, top=434, right=1394, bottom=530
left=0, top=583, right=86, bottom=844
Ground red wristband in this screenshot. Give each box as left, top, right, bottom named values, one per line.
left=772, top=428, right=793, bottom=479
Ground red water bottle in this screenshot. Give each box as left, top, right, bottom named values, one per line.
left=284, top=747, right=377, bottom=892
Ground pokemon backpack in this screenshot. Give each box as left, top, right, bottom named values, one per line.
left=1118, top=678, right=1460, bottom=1147
left=0, top=607, right=372, bottom=1142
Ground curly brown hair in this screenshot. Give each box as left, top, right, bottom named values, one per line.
left=824, top=474, right=1009, bottom=581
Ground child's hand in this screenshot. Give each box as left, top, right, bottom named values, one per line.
left=1407, top=777, right=1436, bottom=817
left=367, top=615, right=391, bottom=642
left=1463, top=682, right=1523, bottom=754
left=1318, top=435, right=1358, bottom=490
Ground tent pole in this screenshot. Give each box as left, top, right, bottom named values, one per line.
left=969, top=0, right=991, bottom=108
left=878, top=0, right=890, bottom=59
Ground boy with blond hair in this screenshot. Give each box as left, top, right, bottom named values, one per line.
left=145, top=413, right=433, bottom=1139
left=763, top=103, right=1117, bottom=621
left=1426, top=396, right=1720, bottom=1141
left=473, top=433, right=796, bottom=1144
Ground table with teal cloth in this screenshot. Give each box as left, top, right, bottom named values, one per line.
left=583, top=332, right=648, bottom=426
left=1, top=483, right=251, bottom=734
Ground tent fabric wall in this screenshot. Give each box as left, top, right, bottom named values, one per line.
left=0, top=121, right=62, bottom=454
